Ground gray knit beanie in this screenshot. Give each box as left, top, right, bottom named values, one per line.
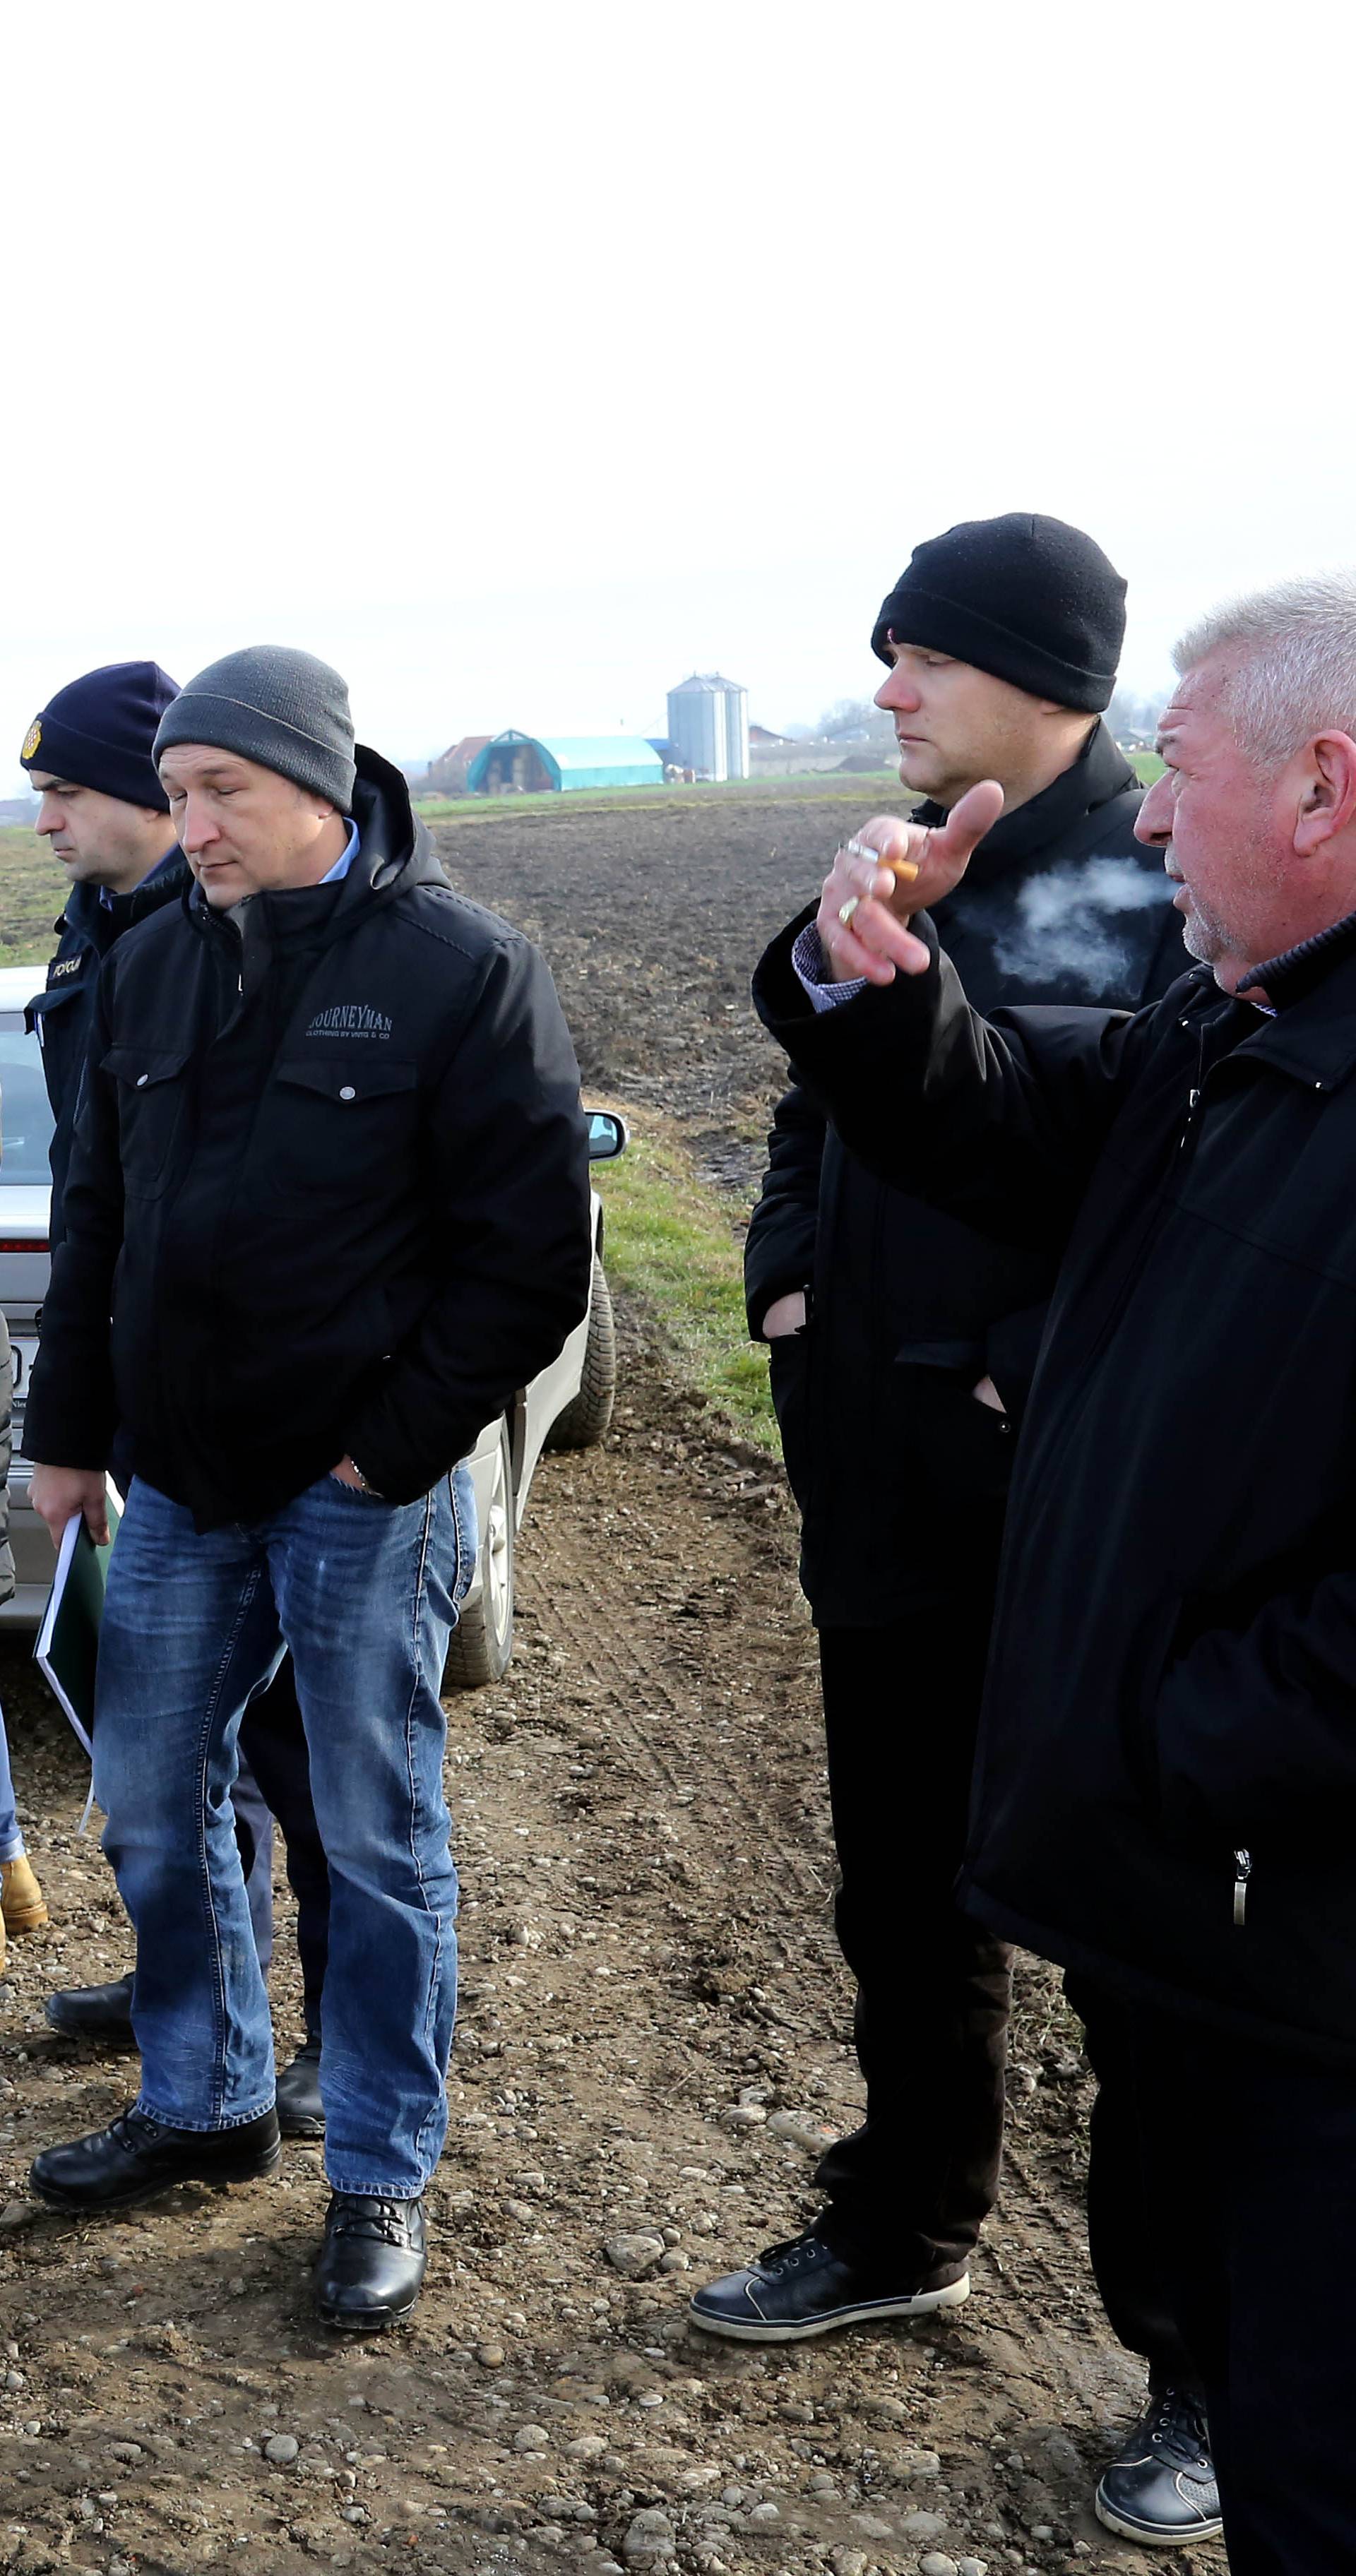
left=153, top=645, right=356, bottom=812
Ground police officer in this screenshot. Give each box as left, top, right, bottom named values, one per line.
left=22, top=667, right=330, bottom=2133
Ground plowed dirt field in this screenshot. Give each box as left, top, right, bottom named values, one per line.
left=0, top=787, right=1223, bottom=2576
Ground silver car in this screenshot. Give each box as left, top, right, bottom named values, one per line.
left=0, top=964, right=624, bottom=1686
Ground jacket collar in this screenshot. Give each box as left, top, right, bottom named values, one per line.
left=915, top=719, right=1137, bottom=888
left=63, top=846, right=189, bottom=949
left=1228, top=911, right=1356, bottom=1093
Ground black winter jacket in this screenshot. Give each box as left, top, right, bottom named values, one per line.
left=23, top=751, right=591, bottom=1529
left=745, top=724, right=1185, bottom=1623
left=27, top=851, right=191, bottom=1246
left=754, top=899, right=1356, bottom=2061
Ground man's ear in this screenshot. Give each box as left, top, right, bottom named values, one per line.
left=1294, top=732, right=1356, bottom=857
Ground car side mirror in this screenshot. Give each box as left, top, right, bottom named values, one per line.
left=586, top=1110, right=628, bottom=1162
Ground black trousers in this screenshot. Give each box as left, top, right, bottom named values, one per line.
left=237, top=1658, right=332, bottom=2039
left=1066, top=1975, right=1199, bottom=2393
left=813, top=1611, right=1010, bottom=2279
left=1110, top=2000, right=1356, bottom=2573
left=811, top=1616, right=1194, bottom=2388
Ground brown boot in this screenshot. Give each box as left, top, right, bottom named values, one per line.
left=1, top=1857, right=48, bottom=1936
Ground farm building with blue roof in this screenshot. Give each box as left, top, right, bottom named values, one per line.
left=467, top=731, right=664, bottom=795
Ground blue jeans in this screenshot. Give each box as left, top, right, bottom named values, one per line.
left=93, top=1468, right=475, bottom=2195
left=0, top=1701, right=24, bottom=1864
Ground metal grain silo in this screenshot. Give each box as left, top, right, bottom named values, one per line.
left=667, top=674, right=749, bottom=781
left=722, top=680, right=749, bottom=782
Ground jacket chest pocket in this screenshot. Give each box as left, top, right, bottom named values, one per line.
left=270, top=1058, right=420, bottom=1193
left=102, top=1045, right=191, bottom=1198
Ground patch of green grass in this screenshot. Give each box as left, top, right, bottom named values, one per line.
left=0, top=826, right=60, bottom=968
left=592, top=1115, right=777, bottom=1453
left=1130, top=751, right=1165, bottom=785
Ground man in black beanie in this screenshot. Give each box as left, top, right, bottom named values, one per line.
left=24, top=662, right=184, bottom=1244
left=692, top=517, right=1220, bottom=2549
left=20, top=645, right=590, bottom=2329
left=20, top=663, right=333, bottom=2137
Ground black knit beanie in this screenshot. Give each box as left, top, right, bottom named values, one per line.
left=871, top=513, right=1126, bottom=712
left=153, top=645, right=356, bottom=812
left=20, top=661, right=179, bottom=809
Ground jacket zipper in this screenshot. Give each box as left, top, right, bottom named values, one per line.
left=1232, top=1847, right=1251, bottom=1926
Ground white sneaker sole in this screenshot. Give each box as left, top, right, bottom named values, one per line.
left=688, top=2272, right=970, bottom=2343
left=1094, top=2491, right=1224, bottom=2548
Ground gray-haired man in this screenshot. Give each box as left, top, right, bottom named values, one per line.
left=753, top=573, right=1356, bottom=2570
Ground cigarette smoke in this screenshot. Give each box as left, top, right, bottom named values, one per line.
left=986, top=856, right=1174, bottom=993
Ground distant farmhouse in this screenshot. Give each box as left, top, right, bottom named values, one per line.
left=420, top=736, right=492, bottom=796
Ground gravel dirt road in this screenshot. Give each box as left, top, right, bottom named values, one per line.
left=0, top=789, right=1224, bottom=2575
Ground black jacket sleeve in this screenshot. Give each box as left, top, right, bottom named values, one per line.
left=22, top=971, right=125, bottom=1473
left=751, top=905, right=1157, bottom=1259
left=343, top=934, right=592, bottom=1504
left=743, top=1081, right=823, bottom=1339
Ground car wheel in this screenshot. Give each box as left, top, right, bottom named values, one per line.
left=444, top=1418, right=515, bottom=1689
left=547, top=1262, right=617, bottom=1449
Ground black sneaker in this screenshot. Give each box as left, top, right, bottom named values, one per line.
left=689, top=2230, right=969, bottom=2343
left=1095, top=2385, right=1223, bottom=2547
left=29, top=2104, right=281, bottom=2214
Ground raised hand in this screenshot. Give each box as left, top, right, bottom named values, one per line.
left=817, top=780, right=1005, bottom=984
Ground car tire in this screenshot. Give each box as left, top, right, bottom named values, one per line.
left=547, top=1262, right=617, bottom=1449
left=444, top=1418, right=515, bottom=1690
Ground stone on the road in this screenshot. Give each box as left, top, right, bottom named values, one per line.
left=766, top=2109, right=835, bottom=2150
left=623, top=2505, right=676, bottom=2566
left=605, top=2232, right=666, bottom=2278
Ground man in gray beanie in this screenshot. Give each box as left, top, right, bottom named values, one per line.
left=153, top=645, right=358, bottom=811
left=22, top=646, right=591, bottom=2329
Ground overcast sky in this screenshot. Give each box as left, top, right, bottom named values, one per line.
left=1, top=0, right=1352, bottom=789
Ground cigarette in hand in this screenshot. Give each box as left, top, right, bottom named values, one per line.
left=845, top=835, right=920, bottom=886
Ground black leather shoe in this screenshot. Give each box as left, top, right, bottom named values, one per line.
left=314, top=2193, right=427, bottom=2331
left=30, top=2105, right=281, bottom=2214
left=275, top=2038, right=324, bottom=2139
left=44, top=1973, right=136, bottom=2038
left=1095, top=2385, right=1223, bottom=2546
left=689, top=2230, right=970, bottom=2343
